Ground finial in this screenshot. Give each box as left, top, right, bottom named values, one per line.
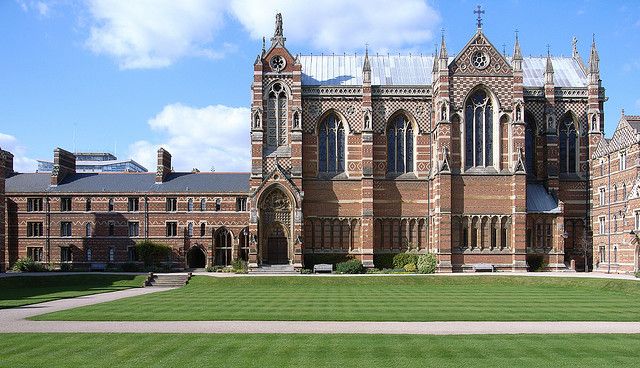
left=474, top=5, right=485, bottom=29
left=622, top=108, right=625, bottom=117
left=261, top=36, right=266, bottom=54
left=502, top=43, right=506, bottom=56
left=270, top=13, right=286, bottom=46
left=546, top=44, right=551, bottom=57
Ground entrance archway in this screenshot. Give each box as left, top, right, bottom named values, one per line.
left=259, top=187, right=292, bottom=265
left=266, top=224, right=288, bottom=264
left=186, top=246, right=206, bottom=268
left=215, top=227, right=233, bottom=266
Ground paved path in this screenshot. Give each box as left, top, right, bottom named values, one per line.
left=2, top=286, right=640, bottom=335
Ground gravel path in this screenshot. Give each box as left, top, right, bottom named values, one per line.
left=2, top=286, right=640, bottom=335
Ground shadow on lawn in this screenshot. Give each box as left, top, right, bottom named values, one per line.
left=0, top=274, right=144, bottom=309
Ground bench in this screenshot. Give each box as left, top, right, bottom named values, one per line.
left=472, top=263, right=494, bottom=272
left=90, top=262, right=107, bottom=271
left=313, top=264, right=333, bottom=273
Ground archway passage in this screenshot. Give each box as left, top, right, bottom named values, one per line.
left=266, top=224, right=288, bottom=265
left=187, top=246, right=206, bottom=268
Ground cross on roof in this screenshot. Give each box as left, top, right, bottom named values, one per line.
left=474, top=5, right=485, bottom=28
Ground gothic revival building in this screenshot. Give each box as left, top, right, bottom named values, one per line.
left=1, top=13, right=619, bottom=273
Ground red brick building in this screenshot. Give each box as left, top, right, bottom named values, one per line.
left=1, top=14, right=612, bottom=272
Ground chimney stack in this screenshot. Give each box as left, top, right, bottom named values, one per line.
left=0, top=149, right=13, bottom=177
left=155, top=148, right=172, bottom=183
left=51, top=148, right=76, bottom=186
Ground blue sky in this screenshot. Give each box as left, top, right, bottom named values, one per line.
left=1, top=0, right=639, bottom=172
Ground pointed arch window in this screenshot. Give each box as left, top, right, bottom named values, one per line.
left=559, top=116, right=577, bottom=173
left=318, top=113, right=346, bottom=173
left=266, top=82, right=288, bottom=150
left=525, top=115, right=536, bottom=176
left=465, top=89, right=493, bottom=168
left=387, top=115, right=414, bottom=174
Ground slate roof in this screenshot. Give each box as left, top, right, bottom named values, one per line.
left=299, top=54, right=587, bottom=87
left=526, top=183, right=561, bottom=214
left=5, top=172, right=250, bottom=194
left=594, top=114, right=640, bottom=158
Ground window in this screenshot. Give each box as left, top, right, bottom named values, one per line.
left=108, top=247, right=115, bottom=262
left=559, top=116, right=577, bottom=173
left=600, top=159, right=604, bottom=176
left=166, top=222, right=178, bottom=237
left=27, top=247, right=43, bottom=262
left=465, top=89, right=493, bottom=168
left=85, top=222, right=92, bottom=237
left=27, top=198, right=43, bottom=212
left=200, top=198, right=206, bottom=211
left=60, top=247, right=72, bottom=263
left=215, top=198, right=221, bottom=211
left=599, top=217, right=606, bottom=235
left=387, top=114, right=414, bottom=174
left=599, top=246, right=606, bottom=263
left=128, top=197, right=139, bottom=212
left=266, top=82, right=288, bottom=150
left=635, top=210, right=640, bottom=230
left=623, top=184, right=627, bottom=201
left=236, top=197, right=247, bottom=212
left=614, top=246, right=618, bottom=263
left=318, top=113, right=346, bottom=173
left=108, top=221, right=115, bottom=236
left=614, top=185, right=618, bottom=202
left=620, top=151, right=627, bottom=171
left=187, top=222, right=193, bottom=237
left=599, top=188, right=605, bottom=206
left=60, top=197, right=72, bottom=212
left=27, top=222, right=43, bottom=237
left=613, top=215, right=618, bottom=233
left=546, top=223, right=552, bottom=248
left=166, top=198, right=177, bottom=212
left=187, top=198, right=194, bottom=212
left=85, top=198, right=92, bottom=212
left=86, top=248, right=92, bottom=262
left=128, top=222, right=139, bottom=237
left=200, top=223, right=206, bottom=237
left=127, top=247, right=136, bottom=262
left=61, top=222, right=72, bottom=237
left=108, top=198, right=114, bottom=212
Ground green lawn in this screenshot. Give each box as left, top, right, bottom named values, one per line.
left=0, top=274, right=146, bottom=309
left=34, top=275, right=640, bottom=321
left=1, top=333, right=639, bottom=367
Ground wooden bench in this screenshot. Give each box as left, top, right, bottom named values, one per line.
left=90, top=262, right=107, bottom=271
left=313, top=264, right=333, bottom=273
left=472, top=263, right=494, bottom=272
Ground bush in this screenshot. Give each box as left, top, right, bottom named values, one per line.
left=134, top=241, right=171, bottom=268
left=335, top=259, right=365, bottom=274
left=403, top=263, right=417, bottom=273
left=417, top=254, right=437, bottom=274
left=393, top=253, right=419, bottom=269
left=59, top=263, right=73, bottom=272
left=232, top=259, right=248, bottom=274
left=636, top=271, right=640, bottom=279
left=12, top=258, right=49, bottom=272
left=300, top=268, right=313, bottom=274
left=527, top=255, right=547, bottom=272
left=373, top=253, right=395, bottom=269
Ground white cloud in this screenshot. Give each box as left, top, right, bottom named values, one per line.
left=85, top=0, right=228, bottom=69
left=128, top=103, right=250, bottom=172
left=16, top=0, right=50, bottom=17
left=229, top=0, right=440, bottom=52
left=0, top=133, right=38, bottom=173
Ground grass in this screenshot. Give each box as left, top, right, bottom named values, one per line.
left=34, top=275, right=640, bottom=321
left=0, top=274, right=147, bottom=309
left=1, top=333, right=640, bottom=367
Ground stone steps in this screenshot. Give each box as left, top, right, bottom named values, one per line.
left=146, top=273, right=191, bottom=287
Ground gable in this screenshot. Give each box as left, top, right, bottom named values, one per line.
left=449, top=31, right=512, bottom=77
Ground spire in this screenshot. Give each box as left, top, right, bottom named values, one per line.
left=432, top=44, right=438, bottom=72
left=589, top=34, right=600, bottom=75
left=363, top=44, right=371, bottom=84
left=270, top=13, right=286, bottom=47
left=545, top=46, right=554, bottom=85
left=439, top=29, right=447, bottom=59
left=512, top=30, right=522, bottom=72
left=261, top=36, right=266, bottom=56
left=571, top=36, right=578, bottom=58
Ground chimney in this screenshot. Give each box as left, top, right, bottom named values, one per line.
left=0, top=149, right=13, bottom=177
left=155, top=148, right=172, bottom=183
left=51, top=148, right=76, bottom=186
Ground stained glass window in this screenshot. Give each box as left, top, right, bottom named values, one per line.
left=559, top=116, right=577, bottom=173
left=318, top=113, right=346, bottom=173
left=465, top=89, right=493, bottom=167
left=387, top=115, right=414, bottom=174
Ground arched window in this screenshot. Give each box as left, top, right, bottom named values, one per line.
left=187, top=222, right=193, bottom=237
left=215, top=228, right=233, bottom=266
left=200, top=198, right=206, bottom=211
left=623, top=183, right=627, bottom=200
left=85, top=222, right=92, bottom=237
left=318, top=113, right=346, bottom=173
left=525, top=114, right=536, bottom=176
left=559, top=115, right=577, bottom=173
left=187, top=198, right=193, bottom=212
left=387, top=114, right=414, bottom=174
left=200, top=223, right=206, bottom=237
left=108, top=198, right=114, bottom=212
left=465, top=89, right=493, bottom=167
left=266, top=82, right=288, bottom=150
